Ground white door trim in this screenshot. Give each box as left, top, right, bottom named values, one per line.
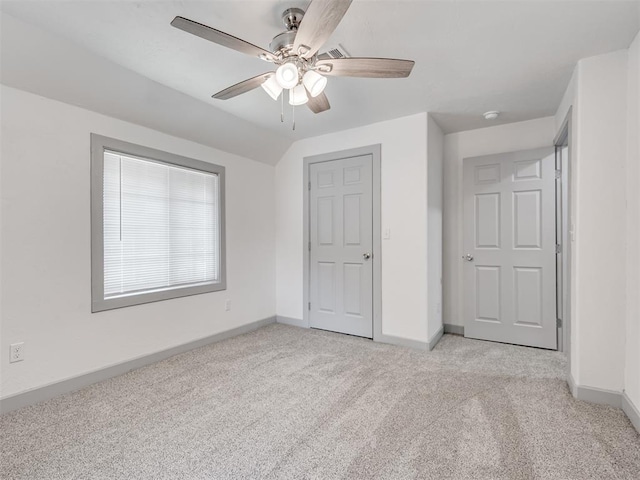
left=303, top=145, right=382, bottom=341
left=554, top=107, right=573, bottom=357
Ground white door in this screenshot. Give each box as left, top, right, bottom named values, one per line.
left=463, top=147, right=557, bottom=349
left=309, top=155, right=373, bottom=338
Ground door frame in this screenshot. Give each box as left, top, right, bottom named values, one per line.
left=303, top=144, right=382, bottom=340
left=554, top=107, right=573, bottom=355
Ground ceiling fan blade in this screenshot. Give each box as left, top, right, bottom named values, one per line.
left=212, top=73, right=274, bottom=100
left=293, top=0, right=353, bottom=59
left=171, top=16, right=276, bottom=62
left=306, top=90, right=330, bottom=114
left=315, top=58, right=415, bottom=78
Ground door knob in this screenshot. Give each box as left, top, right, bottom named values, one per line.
left=363, top=252, right=372, bottom=260
left=463, top=254, right=474, bottom=262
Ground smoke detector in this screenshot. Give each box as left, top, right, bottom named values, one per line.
left=483, top=111, right=500, bottom=120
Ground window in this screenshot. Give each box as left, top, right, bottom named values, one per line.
left=91, top=134, right=226, bottom=312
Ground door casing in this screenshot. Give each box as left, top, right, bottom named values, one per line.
left=303, top=145, right=382, bottom=340
left=554, top=107, right=573, bottom=357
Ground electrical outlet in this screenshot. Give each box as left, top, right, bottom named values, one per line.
left=10, top=342, right=24, bottom=363
left=225, top=299, right=231, bottom=311
left=383, top=228, right=391, bottom=240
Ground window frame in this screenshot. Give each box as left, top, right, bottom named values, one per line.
left=90, top=133, right=226, bottom=313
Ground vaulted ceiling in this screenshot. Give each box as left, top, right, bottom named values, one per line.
left=1, top=1, right=638, bottom=164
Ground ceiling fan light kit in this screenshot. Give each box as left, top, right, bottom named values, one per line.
left=302, top=70, right=328, bottom=97
left=171, top=0, right=415, bottom=128
left=261, top=75, right=283, bottom=100
left=289, top=84, right=309, bottom=106
left=275, top=62, right=300, bottom=89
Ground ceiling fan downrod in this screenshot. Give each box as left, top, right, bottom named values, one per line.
left=282, top=8, right=304, bottom=31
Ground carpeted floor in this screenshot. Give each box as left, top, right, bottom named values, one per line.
left=1, top=324, right=639, bottom=479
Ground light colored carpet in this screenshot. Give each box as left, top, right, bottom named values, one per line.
left=1, top=324, right=639, bottom=479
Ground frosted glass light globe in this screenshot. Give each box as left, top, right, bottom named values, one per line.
left=276, top=63, right=299, bottom=89
left=288, top=84, right=308, bottom=106
left=302, top=70, right=327, bottom=97
left=261, top=75, right=283, bottom=100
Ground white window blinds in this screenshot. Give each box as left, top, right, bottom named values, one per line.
left=103, top=151, right=220, bottom=299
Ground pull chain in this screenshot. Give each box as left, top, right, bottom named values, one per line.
left=292, top=101, right=295, bottom=131
left=280, top=91, right=284, bottom=123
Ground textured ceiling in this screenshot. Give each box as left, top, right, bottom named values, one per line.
left=1, top=1, right=639, bottom=164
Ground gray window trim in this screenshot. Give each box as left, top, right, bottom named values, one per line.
left=90, top=133, right=226, bottom=313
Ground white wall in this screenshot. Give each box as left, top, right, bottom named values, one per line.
left=555, top=49, right=629, bottom=394
left=574, top=51, right=628, bottom=392
left=276, top=113, right=438, bottom=343
left=0, top=85, right=3, bottom=375
left=625, top=31, right=640, bottom=408
left=0, top=86, right=276, bottom=399
left=442, top=117, right=557, bottom=328
left=427, top=116, right=444, bottom=340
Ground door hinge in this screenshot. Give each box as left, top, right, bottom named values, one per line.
left=308, top=302, right=311, bottom=310
left=555, top=244, right=562, bottom=254
left=308, top=241, right=311, bottom=251
left=308, top=181, right=311, bottom=191
left=555, top=170, right=562, bottom=179
left=557, top=318, right=563, bottom=328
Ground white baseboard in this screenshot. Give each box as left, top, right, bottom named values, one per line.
left=428, top=326, right=444, bottom=351
left=622, top=391, right=640, bottom=434
left=567, top=373, right=578, bottom=397
left=444, top=323, right=464, bottom=335
left=568, top=377, right=622, bottom=408
left=0, top=316, right=276, bottom=415
left=574, top=384, right=622, bottom=408
left=276, top=316, right=308, bottom=328
left=276, top=316, right=431, bottom=351
left=567, top=377, right=640, bottom=434
left=376, top=333, right=429, bottom=351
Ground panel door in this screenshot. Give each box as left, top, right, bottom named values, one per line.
left=309, top=155, right=373, bottom=338
left=463, top=147, right=557, bottom=349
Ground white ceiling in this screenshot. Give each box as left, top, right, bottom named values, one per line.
left=1, top=0, right=639, bottom=163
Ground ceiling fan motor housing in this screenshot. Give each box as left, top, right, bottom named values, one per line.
left=270, top=31, right=297, bottom=54
left=270, top=8, right=305, bottom=54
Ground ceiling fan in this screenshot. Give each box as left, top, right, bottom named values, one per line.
left=170, top=0, right=415, bottom=119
